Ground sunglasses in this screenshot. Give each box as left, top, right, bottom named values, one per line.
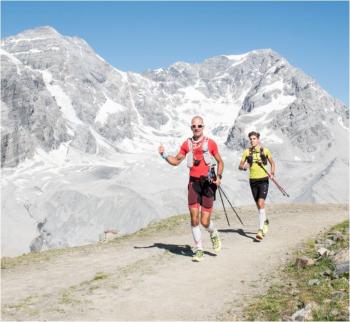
left=191, top=124, right=204, bottom=129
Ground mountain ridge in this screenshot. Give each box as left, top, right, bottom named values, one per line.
left=1, top=26, right=348, bottom=256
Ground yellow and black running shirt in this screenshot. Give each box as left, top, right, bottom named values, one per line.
left=241, top=147, right=272, bottom=179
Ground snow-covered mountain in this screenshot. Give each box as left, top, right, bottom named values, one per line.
left=1, top=26, right=348, bottom=256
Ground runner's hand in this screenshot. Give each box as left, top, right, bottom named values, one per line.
left=213, top=177, right=221, bottom=186
left=158, top=144, right=165, bottom=155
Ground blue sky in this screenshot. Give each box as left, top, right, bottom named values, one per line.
left=1, top=1, right=349, bottom=104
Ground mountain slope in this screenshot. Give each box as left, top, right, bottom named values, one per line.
left=1, top=26, right=348, bottom=256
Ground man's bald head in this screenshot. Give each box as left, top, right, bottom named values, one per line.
left=191, top=116, right=204, bottom=125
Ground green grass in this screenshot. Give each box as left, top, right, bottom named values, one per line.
left=59, top=288, right=82, bottom=305
left=2, top=295, right=41, bottom=318
left=119, top=213, right=189, bottom=238
left=243, top=220, right=349, bottom=321
left=57, top=272, right=110, bottom=305
left=92, top=272, right=109, bottom=281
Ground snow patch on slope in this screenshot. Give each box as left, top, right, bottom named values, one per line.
left=95, top=96, right=127, bottom=125
left=42, top=70, right=82, bottom=128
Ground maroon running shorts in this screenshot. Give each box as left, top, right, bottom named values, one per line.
left=188, top=181, right=214, bottom=212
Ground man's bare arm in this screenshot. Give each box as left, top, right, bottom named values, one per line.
left=158, top=144, right=185, bottom=166
left=165, top=153, right=186, bottom=166
left=268, top=156, right=275, bottom=176
left=214, top=153, right=224, bottom=177
left=212, top=153, right=224, bottom=185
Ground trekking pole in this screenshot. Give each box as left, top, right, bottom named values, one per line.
left=269, top=176, right=289, bottom=197
left=218, top=186, right=244, bottom=225
left=217, top=186, right=230, bottom=226
left=255, top=162, right=290, bottom=197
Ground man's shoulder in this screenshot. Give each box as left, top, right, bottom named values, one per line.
left=207, top=137, right=219, bottom=149
left=207, top=137, right=216, bottom=144
left=180, top=138, right=191, bottom=150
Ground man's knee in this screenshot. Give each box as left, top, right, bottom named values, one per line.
left=200, top=218, right=209, bottom=228
left=257, top=199, right=265, bottom=209
left=200, top=210, right=212, bottom=228
left=191, top=217, right=200, bottom=226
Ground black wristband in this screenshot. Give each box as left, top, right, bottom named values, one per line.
left=218, top=174, right=222, bottom=179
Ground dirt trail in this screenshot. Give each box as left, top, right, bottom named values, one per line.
left=1, top=204, right=348, bottom=321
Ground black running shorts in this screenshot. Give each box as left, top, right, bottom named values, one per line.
left=249, top=177, right=269, bottom=202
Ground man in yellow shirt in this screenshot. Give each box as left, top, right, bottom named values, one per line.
left=239, top=131, right=276, bottom=241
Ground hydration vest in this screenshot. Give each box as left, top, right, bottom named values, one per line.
left=186, top=137, right=212, bottom=168
left=246, top=146, right=268, bottom=166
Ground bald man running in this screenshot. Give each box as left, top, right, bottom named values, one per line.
left=158, top=116, right=224, bottom=262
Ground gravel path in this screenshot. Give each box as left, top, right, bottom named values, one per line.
left=1, top=204, right=347, bottom=321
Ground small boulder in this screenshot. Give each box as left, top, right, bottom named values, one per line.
left=295, top=256, right=315, bottom=269
left=329, top=231, right=344, bottom=241
left=99, top=229, right=118, bottom=242
left=317, top=247, right=330, bottom=257
left=324, top=239, right=335, bottom=247
left=291, top=302, right=319, bottom=321
left=308, top=279, right=320, bottom=286
left=331, top=291, right=346, bottom=300
left=335, top=262, right=349, bottom=277
left=332, top=249, right=349, bottom=264
left=30, top=235, right=44, bottom=252
left=331, top=249, right=349, bottom=277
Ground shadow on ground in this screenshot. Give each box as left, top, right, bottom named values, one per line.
left=219, top=228, right=257, bottom=241
left=134, top=243, right=216, bottom=257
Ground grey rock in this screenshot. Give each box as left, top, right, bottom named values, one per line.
left=329, top=231, right=344, bottom=241
left=331, top=291, right=346, bottom=300
left=308, top=279, right=320, bottom=286
left=70, top=125, right=97, bottom=154
left=1, top=57, right=70, bottom=166
left=225, top=118, right=249, bottom=150
left=335, top=262, right=349, bottom=276
left=317, top=247, right=330, bottom=257
left=291, top=302, right=319, bottom=321
left=30, top=235, right=43, bottom=252
left=332, top=249, right=349, bottom=264
left=324, top=239, right=335, bottom=247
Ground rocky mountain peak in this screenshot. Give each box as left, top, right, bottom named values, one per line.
left=3, top=26, right=62, bottom=43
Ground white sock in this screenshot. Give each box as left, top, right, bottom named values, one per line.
left=191, top=225, right=203, bottom=250
left=206, top=220, right=216, bottom=236
left=258, top=208, right=266, bottom=230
